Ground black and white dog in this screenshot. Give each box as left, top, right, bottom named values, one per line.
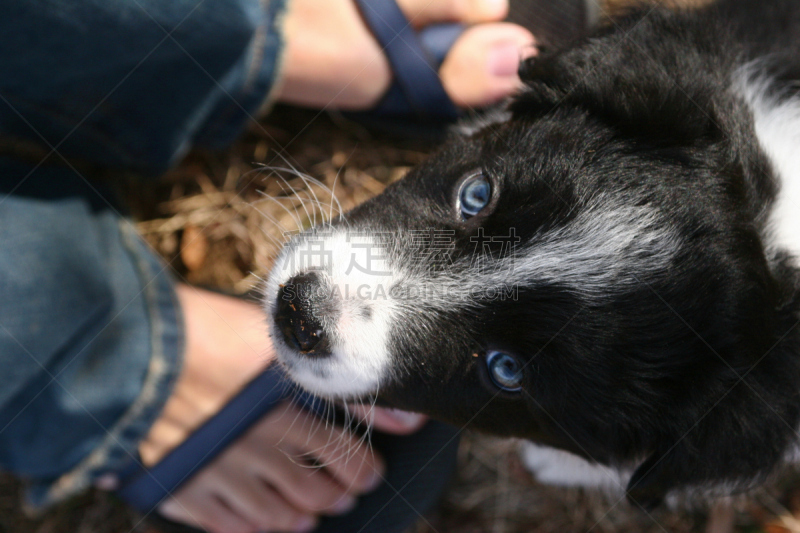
left=265, top=0, right=800, bottom=508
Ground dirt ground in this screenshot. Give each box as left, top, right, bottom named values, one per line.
left=5, top=1, right=800, bottom=532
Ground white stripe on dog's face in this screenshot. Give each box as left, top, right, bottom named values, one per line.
left=466, top=202, right=681, bottom=298
left=265, top=196, right=680, bottom=400
left=456, top=106, right=512, bottom=137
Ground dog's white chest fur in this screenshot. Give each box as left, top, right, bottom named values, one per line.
left=520, top=442, right=630, bottom=493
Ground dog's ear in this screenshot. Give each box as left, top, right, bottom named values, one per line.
left=512, top=14, right=728, bottom=144
left=625, top=370, right=800, bottom=509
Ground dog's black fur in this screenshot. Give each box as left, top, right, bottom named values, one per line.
left=269, top=0, right=800, bottom=508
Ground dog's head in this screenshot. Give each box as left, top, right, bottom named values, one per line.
left=265, top=28, right=800, bottom=507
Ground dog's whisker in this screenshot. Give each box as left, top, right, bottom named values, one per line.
left=274, top=173, right=314, bottom=230
left=265, top=150, right=325, bottom=222
left=299, top=172, right=344, bottom=224
left=249, top=197, right=300, bottom=247
left=268, top=161, right=345, bottom=223
left=263, top=165, right=330, bottom=227
left=329, top=164, right=344, bottom=223
left=253, top=188, right=301, bottom=231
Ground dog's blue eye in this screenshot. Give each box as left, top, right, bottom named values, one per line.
left=486, top=351, right=523, bottom=391
left=458, top=173, right=491, bottom=219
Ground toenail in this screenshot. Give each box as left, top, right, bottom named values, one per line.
left=384, top=408, right=425, bottom=428
left=332, top=494, right=358, bottom=514
left=488, top=41, right=524, bottom=77
left=159, top=499, right=181, bottom=519
left=294, top=516, right=317, bottom=533
left=363, top=469, right=384, bottom=491
left=94, top=473, right=119, bottom=491
left=477, top=0, right=508, bottom=18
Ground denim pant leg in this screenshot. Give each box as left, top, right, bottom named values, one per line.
left=0, top=0, right=288, bottom=509
left=2, top=0, right=288, bottom=175
left=0, top=158, right=182, bottom=508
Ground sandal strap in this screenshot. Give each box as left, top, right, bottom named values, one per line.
left=116, top=364, right=313, bottom=512
left=354, top=0, right=459, bottom=120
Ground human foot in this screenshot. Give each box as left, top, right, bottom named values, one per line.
left=134, top=285, right=425, bottom=533
left=157, top=401, right=386, bottom=533
left=275, top=0, right=536, bottom=110
left=138, top=285, right=272, bottom=467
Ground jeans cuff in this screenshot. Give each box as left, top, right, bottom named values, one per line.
left=25, top=223, right=184, bottom=511
left=193, top=0, right=291, bottom=151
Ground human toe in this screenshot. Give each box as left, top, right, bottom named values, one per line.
left=160, top=492, right=256, bottom=533
left=251, top=455, right=358, bottom=515
left=347, top=404, right=428, bottom=435
left=398, top=0, right=509, bottom=27
left=285, top=426, right=385, bottom=494
left=256, top=403, right=386, bottom=494
left=219, top=474, right=320, bottom=532
left=440, top=22, right=536, bottom=108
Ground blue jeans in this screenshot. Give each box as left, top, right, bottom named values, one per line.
left=0, top=0, right=287, bottom=508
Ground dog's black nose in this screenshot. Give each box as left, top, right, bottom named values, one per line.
left=275, top=272, right=331, bottom=356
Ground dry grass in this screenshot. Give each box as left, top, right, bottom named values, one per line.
left=128, top=107, right=426, bottom=293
